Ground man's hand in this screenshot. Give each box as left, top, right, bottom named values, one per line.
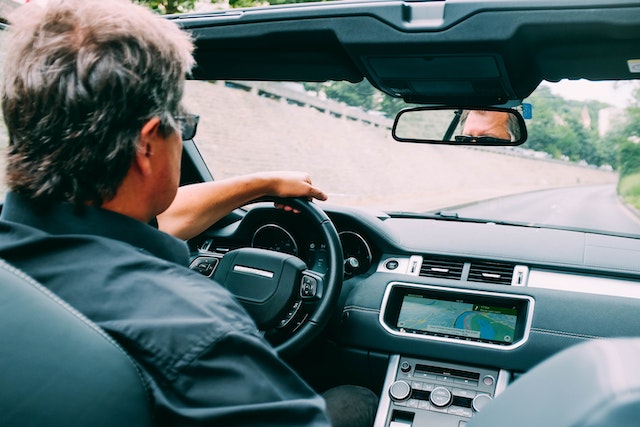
left=264, top=171, right=328, bottom=213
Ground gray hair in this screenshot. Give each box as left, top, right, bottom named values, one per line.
left=2, top=0, right=194, bottom=206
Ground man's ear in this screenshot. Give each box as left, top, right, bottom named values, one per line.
left=135, top=117, right=162, bottom=176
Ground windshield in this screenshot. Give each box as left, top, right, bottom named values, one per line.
left=0, top=15, right=638, bottom=239
left=180, top=78, right=640, bottom=238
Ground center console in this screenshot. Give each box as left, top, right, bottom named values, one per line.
left=374, top=282, right=535, bottom=426
left=374, top=355, right=509, bottom=427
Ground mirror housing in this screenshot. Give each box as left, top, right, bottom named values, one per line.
left=392, top=107, right=527, bottom=146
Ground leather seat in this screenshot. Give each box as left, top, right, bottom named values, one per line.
left=0, top=259, right=154, bottom=427
left=469, top=337, right=640, bottom=427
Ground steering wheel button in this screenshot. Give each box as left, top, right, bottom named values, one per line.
left=300, top=275, right=318, bottom=298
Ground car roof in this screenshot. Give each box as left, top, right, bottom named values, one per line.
left=171, top=0, right=640, bottom=106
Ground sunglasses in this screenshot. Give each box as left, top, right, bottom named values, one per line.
left=173, top=114, right=200, bottom=140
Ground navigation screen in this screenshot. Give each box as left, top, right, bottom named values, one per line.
left=396, top=293, right=518, bottom=344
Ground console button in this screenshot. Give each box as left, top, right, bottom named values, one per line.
left=448, top=406, right=473, bottom=418
left=452, top=387, right=476, bottom=399
left=429, top=386, right=452, bottom=408
left=385, top=259, right=399, bottom=270
left=482, top=375, right=495, bottom=386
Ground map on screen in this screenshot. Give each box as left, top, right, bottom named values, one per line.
left=396, top=294, right=517, bottom=343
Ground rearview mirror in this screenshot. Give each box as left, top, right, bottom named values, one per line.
left=392, top=107, right=527, bottom=146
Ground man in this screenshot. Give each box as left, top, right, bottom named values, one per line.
left=459, top=109, right=521, bottom=142
left=0, top=0, right=375, bottom=425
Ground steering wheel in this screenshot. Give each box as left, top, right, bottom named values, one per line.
left=207, top=197, right=343, bottom=357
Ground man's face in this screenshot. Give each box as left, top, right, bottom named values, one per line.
left=152, top=125, right=183, bottom=216
left=461, top=110, right=512, bottom=141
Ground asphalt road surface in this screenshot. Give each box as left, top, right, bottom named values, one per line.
left=454, top=184, right=640, bottom=236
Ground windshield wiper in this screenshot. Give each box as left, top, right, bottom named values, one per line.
left=386, top=211, right=640, bottom=238
left=387, top=211, right=535, bottom=228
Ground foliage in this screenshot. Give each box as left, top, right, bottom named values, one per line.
left=618, top=141, right=640, bottom=177
left=134, top=0, right=199, bottom=14
left=617, top=172, right=640, bottom=211
left=522, top=86, right=618, bottom=168
left=134, top=0, right=327, bottom=13
left=612, top=85, right=640, bottom=179
left=304, top=81, right=407, bottom=119
left=229, top=0, right=324, bottom=6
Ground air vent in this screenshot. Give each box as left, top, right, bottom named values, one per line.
left=419, top=257, right=464, bottom=280
left=468, top=261, right=514, bottom=285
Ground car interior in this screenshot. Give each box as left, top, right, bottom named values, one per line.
left=2, top=0, right=640, bottom=426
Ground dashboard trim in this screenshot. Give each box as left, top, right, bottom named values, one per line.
left=378, top=282, right=535, bottom=351
left=373, top=354, right=400, bottom=427
left=528, top=269, right=640, bottom=300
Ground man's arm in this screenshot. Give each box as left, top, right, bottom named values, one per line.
left=157, top=171, right=328, bottom=240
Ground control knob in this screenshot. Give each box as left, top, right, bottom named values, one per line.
left=388, top=380, right=412, bottom=402
left=429, top=386, right=452, bottom=408
left=472, top=394, right=493, bottom=412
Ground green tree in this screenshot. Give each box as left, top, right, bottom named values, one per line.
left=230, top=0, right=325, bottom=6
left=523, top=85, right=621, bottom=167
left=135, top=0, right=327, bottom=13
left=615, top=85, right=640, bottom=177
left=623, top=86, right=640, bottom=140
left=619, top=141, right=640, bottom=176
left=304, top=80, right=408, bottom=118
left=134, top=0, right=199, bottom=14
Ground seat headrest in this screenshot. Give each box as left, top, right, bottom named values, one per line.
left=469, top=338, right=640, bottom=427
left=0, top=259, right=154, bottom=427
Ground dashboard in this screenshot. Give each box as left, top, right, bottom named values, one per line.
left=191, top=203, right=377, bottom=279
left=188, top=201, right=640, bottom=426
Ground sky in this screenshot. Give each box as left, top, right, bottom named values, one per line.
left=543, top=79, right=638, bottom=109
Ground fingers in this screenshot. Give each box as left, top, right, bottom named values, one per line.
left=270, top=171, right=328, bottom=202
left=274, top=203, right=300, bottom=213
left=307, top=185, right=328, bottom=202
left=297, top=173, right=327, bottom=201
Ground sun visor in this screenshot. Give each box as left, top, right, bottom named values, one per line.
left=365, top=55, right=514, bottom=106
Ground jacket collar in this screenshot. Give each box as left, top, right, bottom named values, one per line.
left=0, top=192, right=189, bottom=265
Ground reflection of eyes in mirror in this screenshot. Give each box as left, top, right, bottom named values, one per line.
left=457, top=110, right=519, bottom=142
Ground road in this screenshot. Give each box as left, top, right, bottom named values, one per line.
left=454, top=184, right=640, bottom=236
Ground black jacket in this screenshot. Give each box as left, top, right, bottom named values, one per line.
left=0, top=192, right=330, bottom=426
